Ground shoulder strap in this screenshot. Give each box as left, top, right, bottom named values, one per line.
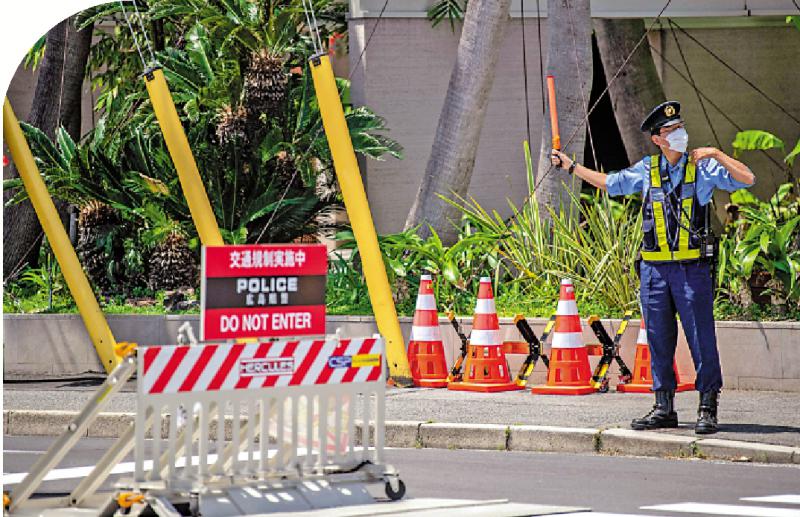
left=649, top=155, right=661, bottom=188
left=684, top=160, right=696, bottom=184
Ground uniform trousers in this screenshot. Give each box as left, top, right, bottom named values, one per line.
left=639, top=260, right=722, bottom=393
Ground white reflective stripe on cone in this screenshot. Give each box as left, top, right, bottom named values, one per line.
left=470, top=329, right=501, bottom=346
left=551, top=331, right=584, bottom=349
left=411, top=325, right=442, bottom=342
left=415, top=294, right=437, bottom=310
left=420, top=274, right=432, bottom=281
left=556, top=300, right=579, bottom=316
left=637, top=328, right=648, bottom=345
left=474, top=298, right=496, bottom=314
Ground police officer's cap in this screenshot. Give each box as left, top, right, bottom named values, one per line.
left=640, top=101, right=682, bottom=134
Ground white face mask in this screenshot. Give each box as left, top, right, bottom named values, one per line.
left=665, top=127, right=689, bottom=153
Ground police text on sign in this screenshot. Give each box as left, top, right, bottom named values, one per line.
left=201, top=244, right=327, bottom=340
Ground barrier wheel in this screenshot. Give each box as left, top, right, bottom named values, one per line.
left=189, top=493, right=200, bottom=517
left=385, top=479, right=406, bottom=501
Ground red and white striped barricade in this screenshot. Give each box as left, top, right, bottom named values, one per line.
left=131, top=335, right=404, bottom=514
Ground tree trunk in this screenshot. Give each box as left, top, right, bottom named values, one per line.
left=594, top=18, right=666, bottom=164
left=3, top=20, right=69, bottom=281
left=151, top=19, right=165, bottom=51
left=404, top=0, right=512, bottom=244
left=535, top=0, right=592, bottom=214
left=60, top=19, right=94, bottom=140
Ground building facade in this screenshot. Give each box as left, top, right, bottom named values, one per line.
left=349, top=0, right=800, bottom=232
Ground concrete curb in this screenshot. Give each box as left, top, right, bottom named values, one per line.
left=4, top=410, right=799, bottom=465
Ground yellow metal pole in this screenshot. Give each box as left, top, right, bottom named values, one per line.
left=143, top=68, right=224, bottom=246
left=3, top=99, right=119, bottom=373
left=309, top=55, right=413, bottom=386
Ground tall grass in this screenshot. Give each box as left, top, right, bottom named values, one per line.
left=444, top=142, right=642, bottom=310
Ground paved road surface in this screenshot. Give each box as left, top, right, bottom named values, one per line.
left=6, top=382, right=800, bottom=447
left=4, top=436, right=799, bottom=516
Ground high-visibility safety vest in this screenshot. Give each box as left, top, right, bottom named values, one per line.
left=641, top=154, right=708, bottom=262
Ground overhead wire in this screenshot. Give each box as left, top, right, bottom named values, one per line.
left=664, top=22, right=721, bottom=238
left=535, top=0, right=546, bottom=117
left=301, top=0, right=324, bottom=55
left=667, top=20, right=722, bottom=149
left=456, top=0, right=673, bottom=288
left=669, top=19, right=800, bottom=127
left=257, top=0, right=324, bottom=242
left=128, top=0, right=157, bottom=66
left=520, top=0, right=532, bottom=146
left=515, top=0, right=675, bottom=217
left=462, top=0, right=674, bottom=287
left=3, top=231, right=46, bottom=285
left=255, top=168, right=301, bottom=243
left=348, top=0, right=391, bottom=82
left=647, top=42, right=789, bottom=178
left=565, top=0, right=597, bottom=169
left=118, top=1, right=147, bottom=69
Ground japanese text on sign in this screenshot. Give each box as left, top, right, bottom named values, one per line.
left=201, top=244, right=327, bottom=340
left=229, top=249, right=307, bottom=269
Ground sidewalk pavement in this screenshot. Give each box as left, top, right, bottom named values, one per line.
left=3, top=380, right=800, bottom=463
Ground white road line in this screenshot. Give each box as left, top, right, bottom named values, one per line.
left=2, top=445, right=391, bottom=485
left=3, top=460, right=149, bottom=485
left=3, top=441, right=399, bottom=486
left=3, top=450, right=45, bottom=454
left=641, top=503, right=800, bottom=517
left=742, top=495, right=800, bottom=505
left=559, top=513, right=654, bottom=517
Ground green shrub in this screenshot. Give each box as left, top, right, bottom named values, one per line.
left=718, top=182, right=800, bottom=304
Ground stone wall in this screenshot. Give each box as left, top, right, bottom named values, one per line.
left=4, top=314, right=799, bottom=391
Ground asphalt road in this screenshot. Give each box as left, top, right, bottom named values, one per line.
left=4, top=436, right=800, bottom=516
left=6, top=382, right=800, bottom=447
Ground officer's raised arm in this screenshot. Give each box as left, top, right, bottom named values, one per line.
left=549, top=149, right=609, bottom=190
left=550, top=149, right=645, bottom=196
left=690, top=147, right=755, bottom=187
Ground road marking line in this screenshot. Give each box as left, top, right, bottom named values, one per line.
left=558, top=513, right=654, bottom=517
left=741, top=495, right=800, bottom=505
left=3, top=450, right=45, bottom=454
left=3, top=447, right=318, bottom=485
left=641, top=503, right=800, bottom=517
left=3, top=460, right=148, bottom=485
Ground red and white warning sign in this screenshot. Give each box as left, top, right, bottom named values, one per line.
left=201, top=244, right=327, bottom=340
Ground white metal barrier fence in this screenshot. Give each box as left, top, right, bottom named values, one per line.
left=133, top=336, right=389, bottom=493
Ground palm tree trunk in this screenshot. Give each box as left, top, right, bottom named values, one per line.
left=60, top=19, right=94, bottom=140
left=3, top=20, right=68, bottom=280
left=535, top=0, right=592, bottom=215
left=404, top=0, right=512, bottom=244
left=594, top=18, right=665, bottom=163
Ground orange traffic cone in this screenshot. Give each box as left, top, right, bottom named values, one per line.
left=448, top=277, right=522, bottom=393
left=617, top=319, right=694, bottom=393
left=531, top=278, right=596, bottom=395
left=407, top=275, right=449, bottom=388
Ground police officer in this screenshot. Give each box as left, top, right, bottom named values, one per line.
left=550, top=101, right=755, bottom=434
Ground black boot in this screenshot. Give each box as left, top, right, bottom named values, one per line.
left=631, top=390, right=678, bottom=430
left=695, top=391, right=719, bottom=435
